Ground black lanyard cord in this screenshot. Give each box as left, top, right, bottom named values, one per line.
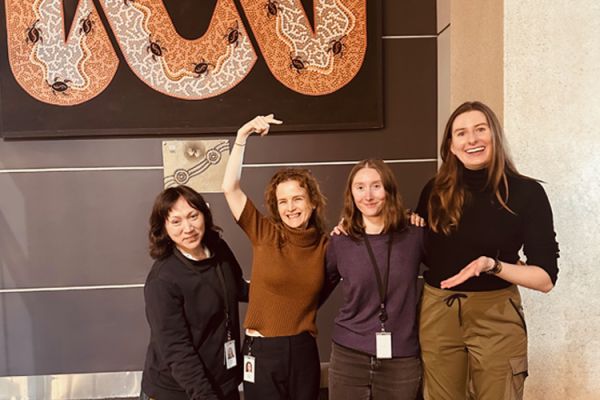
left=363, top=232, right=393, bottom=328
left=174, top=248, right=232, bottom=339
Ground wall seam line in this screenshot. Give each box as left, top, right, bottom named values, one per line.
left=1, top=277, right=426, bottom=294
left=0, top=159, right=438, bottom=174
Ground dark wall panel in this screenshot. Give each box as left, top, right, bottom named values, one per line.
left=384, top=0, right=437, bottom=36
left=0, top=289, right=145, bottom=376
left=0, top=162, right=434, bottom=290
left=0, top=172, right=160, bottom=288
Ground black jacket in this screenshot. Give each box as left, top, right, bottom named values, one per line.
left=141, top=239, right=249, bottom=400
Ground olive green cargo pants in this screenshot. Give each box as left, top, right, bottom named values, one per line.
left=419, top=284, right=528, bottom=400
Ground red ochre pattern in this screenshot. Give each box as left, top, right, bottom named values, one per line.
left=5, top=0, right=119, bottom=106
left=129, top=0, right=245, bottom=81
left=239, top=0, right=367, bottom=96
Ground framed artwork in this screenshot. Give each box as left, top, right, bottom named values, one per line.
left=0, top=0, right=382, bottom=139
left=162, top=139, right=230, bottom=192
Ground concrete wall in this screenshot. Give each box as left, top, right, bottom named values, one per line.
left=504, top=1, right=600, bottom=399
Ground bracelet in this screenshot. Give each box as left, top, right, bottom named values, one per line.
left=234, top=141, right=246, bottom=147
left=486, top=257, right=503, bottom=275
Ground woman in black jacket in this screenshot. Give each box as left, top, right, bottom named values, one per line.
left=141, top=185, right=249, bottom=400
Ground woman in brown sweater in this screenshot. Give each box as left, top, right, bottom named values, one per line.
left=222, top=114, right=328, bottom=400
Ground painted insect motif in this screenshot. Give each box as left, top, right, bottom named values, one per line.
left=147, top=37, right=167, bottom=62
left=265, top=0, right=280, bottom=17
left=47, top=78, right=72, bottom=95
left=191, top=59, right=215, bottom=78
left=327, top=35, right=347, bottom=57
left=290, top=53, right=308, bottom=73
left=224, top=21, right=241, bottom=47
left=79, top=13, right=93, bottom=36
left=26, top=19, right=43, bottom=44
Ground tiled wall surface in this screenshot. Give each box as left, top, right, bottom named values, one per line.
left=0, top=0, right=439, bottom=381
left=504, top=1, right=600, bottom=399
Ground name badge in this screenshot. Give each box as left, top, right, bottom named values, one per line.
left=224, top=340, right=237, bottom=369
left=243, top=355, right=255, bottom=383
left=376, top=331, right=392, bottom=359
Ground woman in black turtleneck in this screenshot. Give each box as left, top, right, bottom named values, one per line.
left=415, top=101, right=559, bottom=400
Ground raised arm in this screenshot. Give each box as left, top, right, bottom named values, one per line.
left=222, top=114, right=283, bottom=220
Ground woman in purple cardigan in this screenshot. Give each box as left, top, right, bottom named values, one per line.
left=322, top=159, right=424, bottom=400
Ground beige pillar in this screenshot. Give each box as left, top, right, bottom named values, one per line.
left=450, top=0, right=504, bottom=120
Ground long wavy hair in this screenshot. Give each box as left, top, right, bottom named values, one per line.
left=149, top=185, right=221, bottom=260
left=429, top=101, right=525, bottom=235
left=341, top=159, right=408, bottom=239
left=264, top=168, right=327, bottom=242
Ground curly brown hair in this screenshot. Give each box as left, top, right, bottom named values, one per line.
left=429, top=101, right=527, bottom=234
left=148, top=186, right=221, bottom=260
left=264, top=168, right=327, bottom=240
left=341, top=159, right=408, bottom=239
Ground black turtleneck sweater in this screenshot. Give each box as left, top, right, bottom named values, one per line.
left=416, top=167, right=559, bottom=291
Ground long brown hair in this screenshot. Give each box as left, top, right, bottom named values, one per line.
left=264, top=168, right=327, bottom=240
left=429, top=101, right=524, bottom=234
left=341, top=159, right=408, bottom=239
left=149, top=185, right=221, bottom=260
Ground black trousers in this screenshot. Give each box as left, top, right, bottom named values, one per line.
left=140, top=388, right=240, bottom=400
left=242, top=332, right=320, bottom=400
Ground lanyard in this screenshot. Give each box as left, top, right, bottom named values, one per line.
left=174, top=248, right=232, bottom=340
left=363, top=232, right=393, bottom=331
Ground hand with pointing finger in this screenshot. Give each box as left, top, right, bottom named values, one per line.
left=236, top=114, right=283, bottom=143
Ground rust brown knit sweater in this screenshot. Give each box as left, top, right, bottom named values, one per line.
left=237, top=199, right=327, bottom=337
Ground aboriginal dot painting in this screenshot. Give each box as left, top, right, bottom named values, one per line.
left=100, top=0, right=257, bottom=100
left=239, top=0, right=366, bottom=96
left=5, top=0, right=119, bottom=105
left=0, top=0, right=381, bottom=138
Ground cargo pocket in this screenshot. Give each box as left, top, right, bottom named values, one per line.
left=507, top=356, right=528, bottom=400
left=508, top=298, right=527, bottom=334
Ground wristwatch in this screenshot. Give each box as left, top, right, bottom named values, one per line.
left=486, top=257, right=503, bottom=275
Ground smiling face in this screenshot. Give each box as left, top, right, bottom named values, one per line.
left=450, top=110, right=493, bottom=170
left=351, top=167, right=386, bottom=221
left=165, top=196, right=205, bottom=258
left=275, top=179, right=314, bottom=229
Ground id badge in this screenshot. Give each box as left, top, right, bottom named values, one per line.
left=224, top=340, right=237, bottom=369
left=243, top=355, right=255, bottom=382
left=375, top=331, right=392, bottom=359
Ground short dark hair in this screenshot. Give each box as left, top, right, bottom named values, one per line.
left=148, top=185, right=221, bottom=260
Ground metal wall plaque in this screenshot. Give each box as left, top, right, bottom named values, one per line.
left=162, top=139, right=230, bottom=193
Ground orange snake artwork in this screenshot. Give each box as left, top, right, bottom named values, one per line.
left=3, top=0, right=368, bottom=105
